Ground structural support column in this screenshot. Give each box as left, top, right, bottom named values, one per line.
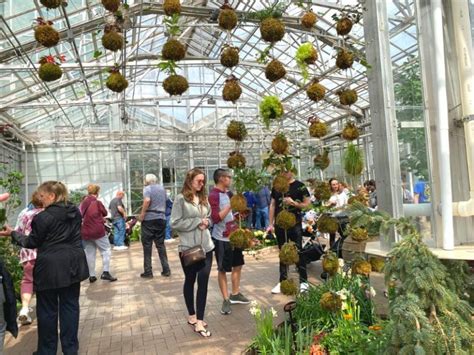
left=363, top=0, right=403, bottom=249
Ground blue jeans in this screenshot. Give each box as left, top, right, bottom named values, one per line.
left=165, top=215, right=172, bottom=240
left=255, top=207, right=269, bottom=230
left=113, top=218, right=126, bottom=246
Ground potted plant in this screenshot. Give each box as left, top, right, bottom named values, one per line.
left=38, top=54, right=65, bottom=82
left=296, top=42, right=318, bottom=82
left=226, top=120, right=247, bottom=141
left=341, top=121, right=360, bottom=141
left=338, top=88, right=358, bottom=106
left=40, top=0, right=62, bottom=9
left=106, top=65, right=128, bottom=93
left=102, top=24, right=124, bottom=52
left=259, top=95, right=284, bottom=128
left=265, top=59, right=286, bottom=82
left=306, top=79, right=326, bottom=102
left=163, top=0, right=181, bottom=16
left=34, top=18, right=60, bottom=48
left=301, top=10, right=317, bottom=29
left=218, top=1, right=238, bottom=31
left=222, top=75, right=242, bottom=103
left=102, top=0, right=121, bottom=12
left=220, top=45, right=239, bottom=68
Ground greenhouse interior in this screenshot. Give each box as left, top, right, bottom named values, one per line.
left=0, top=0, right=473, bottom=354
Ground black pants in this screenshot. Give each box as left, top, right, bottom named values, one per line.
left=141, top=219, right=170, bottom=275
left=36, top=283, right=81, bottom=355
left=180, top=251, right=213, bottom=320
left=329, top=219, right=348, bottom=258
left=276, top=224, right=308, bottom=283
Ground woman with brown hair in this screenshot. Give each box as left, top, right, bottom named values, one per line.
left=171, top=168, right=214, bottom=338
left=0, top=181, right=88, bottom=354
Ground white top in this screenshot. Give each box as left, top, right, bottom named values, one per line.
left=329, top=191, right=349, bottom=208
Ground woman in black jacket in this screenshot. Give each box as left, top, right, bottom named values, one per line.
left=0, top=181, right=88, bottom=355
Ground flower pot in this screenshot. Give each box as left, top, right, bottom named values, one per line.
left=342, top=235, right=378, bottom=262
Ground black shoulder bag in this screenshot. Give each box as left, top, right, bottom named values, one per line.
left=180, top=203, right=206, bottom=267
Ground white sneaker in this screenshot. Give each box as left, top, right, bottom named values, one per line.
left=17, top=307, right=32, bottom=325
left=113, top=245, right=128, bottom=251
left=271, top=283, right=281, bottom=294
left=165, top=239, right=175, bottom=243
left=300, top=282, right=309, bottom=293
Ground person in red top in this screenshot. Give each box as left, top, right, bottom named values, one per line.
left=80, top=184, right=117, bottom=282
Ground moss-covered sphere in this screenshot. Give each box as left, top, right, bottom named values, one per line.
left=352, top=259, right=372, bottom=276
left=276, top=210, right=297, bottom=231
left=40, top=0, right=62, bottom=9
left=273, top=175, right=289, bottom=194
left=309, top=121, right=328, bottom=138
left=162, top=39, right=186, bottom=61
left=336, top=17, right=353, bottom=36
left=271, top=135, right=289, bottom=155
left=35, top=25, right=60, bottom=48
left=313, top=153, right=330, bottom=170
left=260, top=18, right=285, bottom=43
left=222, top=80, right=242, bottom=103
left=226, top=120, right=247, bottom=141
left=106, top=72, right=128, bottom=93
left=101, top=0, right=120, bottom=12
left=317, top=215, right=339, bottom=234
left=369, top=256, right=385, bottom=273
left=229, top=228, right=252, bottom=249
left=281, top=279, right=298, bottom=296
left=301, top=11, right=317, bottom=29
left=336, top=49, right=354, bottom=70
left=265, top=59, right=286, bottom=82
left=307, top=81, right=326, bottom=102
left=163, top=0, right=181, bottom=16
left=322, top=252, right=339, bottom=275
left=320, top=292, right=342, bottom=311
left=349, top=227, right=369, bottom=242
left=218, top=9, right=238, bottom=31
left=338, top=89, right=358, bottom=106
left=39, top=63, right=63, bottom=82
left=313, top=181, right=331, bottom=201
left=163, top=75, right=189, bottom=96
left=279, top=241, right=299, bottom=265
left=220, top=46, right=239, bottom=68
left=341, top=122, right=360, bottom=141
left=227, top=153, right=246, bottom=169
left=230, top=193, right=247, bottom=213
left=102, top=31, right=124, bottom=52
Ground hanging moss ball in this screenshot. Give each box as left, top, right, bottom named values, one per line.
left=306, top=81, right=326, bottom=102
left=162, top=39, right=186, bottom=61
left=352, top=259, right=372, bottom=276
left=106, top=72, right=128, bottom=93
left=279, top=241, right=299, bottom=265
left=102, top=0, right=120, bottom=12
left=220, top=46, right=239, bottom=68
left=276, top=210, right=297, bottom=231
left=218, top=8, right=238, bottom=31
left=163, top=74, right=189, bottom=96
left=320, top=292, right=342, bottom=311
left=309, top=121, right=328, bottom=138
left=265, top=59, right=286, bottom=82
left=336, top=17, right=353, bottom=36
left=369, top=256, right=385, bottom=273
left=317, top=215, right=339, bottom=234
left=314, top=153, right=330, bottom=170
left=336, top=49, right=354, bottom=70
left=273, top=175, right=289, bottom=194
left=38, top=63, right=63, bottom=82
left=349, top=227, right=369, bottom=242
left=163, top=0, right=181, bottom=16
left=230, top=193, right=247, bottom=213
left=229, top=228, right=252, bottom=249
left=348, top=193, right=368, bottom=206
left=222, top=78, right=242, bottom=103
left=338, top=89, right=358, bottom=106
left=271, top=134, right=289, bottom=154
left=341, top=122, right=360, bottom=140
left=226, top=120, right=247, bottom=141
left=35, top=25, right=60, bottom=48
left=40, top=0, right=62, bottom=9
left=281, top=279, right=298, bottom=296
left=301, top=11, right=317, bottom=29
left=227, top=152, right=246, bottom=170
left=313, top=181, right=332, bottom=201
left=102, top=31, right=124, bottom=52
left=322, top=252, right=339, bottom=275
left=304, top=45, right=318, bottom=65
left=260, top=18, right=285, bottom=43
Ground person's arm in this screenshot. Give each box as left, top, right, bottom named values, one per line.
left=268, top=198, right=276, bottom=231
left=138, top=198, right=150, bottom=221
left=98, top=200, right=108, bottom=217
left=170, top=196, right=202, bottom=232
left=4, top=215, right=47, bottom=249
left=117, top=201, right=126, bottom=218
left=209, top=191, right=231, bottom=224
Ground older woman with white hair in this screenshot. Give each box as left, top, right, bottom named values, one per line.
left=138, top=173, right=171, bottom=278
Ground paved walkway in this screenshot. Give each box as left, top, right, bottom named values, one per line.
left=4, top=241, right=387, bottom=355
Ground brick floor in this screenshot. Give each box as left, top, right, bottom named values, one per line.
left=4, top=241, right=388, bottom=355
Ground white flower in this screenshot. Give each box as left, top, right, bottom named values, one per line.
left=335, top=289, right=348, bottom=300
left=250, top=300, right=259, bottom=308
left=338, top=258, right=345, bottom=267
left=365, top=287, right=377, bottom=298
left=270, top=307, right=278, bottom=318
left=249, top=306, right=261, bottom=317
left=341, top=301, right=348, bottom=310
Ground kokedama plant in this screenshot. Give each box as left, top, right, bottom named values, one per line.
left=369, top=256, right=385, bottom=273
left=272, top=174, right=289, bottom=194
left=220, top=46, right=239, bottom=68
left=348, top=193, right=369, bottom=206
left=226, top=120, right=247, bottom=141
left=338, top=88, right=358, bottom=106
left=343, top=143, right=364, bottom=176
left=308, top=117, right=328, bottom=138
left=229, top=228, right=253, bottom=249
left=281, top=279, right=298, bottom=296
left=102, top=25, right=124, bottom=52
left=265, top=59, right=286, bottom=82
left=276, top=210, right=297, bottom=230
left=106, top=65, right=128, bottom=93
left=322, top=252, right=339, bottom=275
left=320, top=292, right=342, bottom=312
left=40, top=0, right=62, bottom=9
left=271, top=133, right=289, bottom=155
left=279, top=241, right=299, bottom=265
left=313, top=149, right=330, bottom=171
left=259, top=95, right=284, bottom=128
left=218, top=1, right=238, bottom=31
left=163, top=0, right=181, bottom=16
left=161, top=39, right=186, bottom=61
left=260, top=17, right=285, bottom=43
left=348, top=226, right=368, bottom=242
left=351, top=258, right=372, bottom=277
left=227, top=151, right=246, bottom=170
left=336, top=17, right=353, bottom=36
left=222, top=75, right=242, bottom=103
left=306, top=80, right=326, bottom=102
left=163, top=74, right=189, bottom=96
left=102, top=0, right=121, bottom=12
left=301, top=10, right=317, bottom=29
left=317, top=215, right=339, bottom=234
left=34, top=18, right=60, bottom=48
left=38, top=54, right=65, bottom=82
left=230, top=193, right=247, bottom=213
left=336, top=48, right=354, bottom=70
left=341, top=121, right=360, bottom=141
left=312, top=180, right=331, bottom=201
left=296, top=42, right=318, bottom=81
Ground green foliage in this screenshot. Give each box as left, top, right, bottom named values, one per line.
left=263, top=151, right=298, bottom=176
left=259, top=95, right=284, bottom=128
left=157, top=60, right=180, bottom=76
left=232, top=167, right=267, bottom=194
left=129, top=223, right=141, bottom=242
left=295, top=42, right=315, bottom=82
left=246, top=1, right=288, bottom=20
left=163, top=13, right=181, bottom=36
left=347, top=201, right=391, bottom=236
left=68, top=189, right=87, bottom=206
left=441, top=260, right=471, bottom=302
left=0, top=238, right=22, bottom=296
left=93, top=50, right=103, bottom=59
left=0, top=166, right=24, bottom=223
left=256, top=44, right=273, bottom=64
left=343, top=143, right=364, bottom=176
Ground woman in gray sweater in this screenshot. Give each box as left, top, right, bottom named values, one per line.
left=171, top=168, right=214, bottom=338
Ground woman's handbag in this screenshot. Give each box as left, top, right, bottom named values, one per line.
left=180, top=204, right=207, bottom=267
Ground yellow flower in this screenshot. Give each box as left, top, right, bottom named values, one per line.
left=369, top=325, right=382, bottom=331
left=343, top=313, right=353, bottom=320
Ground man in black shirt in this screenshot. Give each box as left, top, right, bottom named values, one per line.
left=268, top=171, right=311, bottom=294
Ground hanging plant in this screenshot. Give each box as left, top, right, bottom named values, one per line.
left=220, top=45, right=239, bottom=68
left=343, top=143, right=364, bottom=176
left=280, top=279, right=298, bottom=296
left=102, top=25, right=124, bottom=52
left=338, top=88, right=358, bottom=106
left=162, top=38, right=186, bottom=61
left=306, top=80, right=326, bottom=102
left=320, top=292, right=342, bottom=311
left=271, top=133, right=289, bottom=155
left=226, top=120, right=247, bottom=141
left=227, top=151, right=246, bottom=169
left=163, top=0, right=181, bottom=16
left=336, top=48, right=354, bottom=70
left=341, top=121, right=360, bottom=141
left=102, top=0, right=121, bottom=12
left=34, top=18, right=60, bottom=48
left=259, top=95, right=283, bottom=128
left=38, top=54, right=65, bottom=82
left=322, top=252, right=339, bottom=275
left=229, top=229, right=253, bottom=249
left=260, top=17, right=285, bottom=43
left=332, top=5, right=362, bottom=37
left=40, top=0, right=62, bottom=9
left=369, top=256, right=385, bottom=272
left=106, top=65, right=128, bottom=93
left=349, top=227, right=369, bottom=242
left=336, top=17, right=353, bottom=36
left=308, top=117, right=328, bottom=138
left=276, top=210, right=297, bottom=230
left=222, top=75, right=242, bottom=103
left=218, top=1, right=238, bottom=31
left=317, top=215, right=339, bottom=234
left=313, top=149, right=330, bottom=170
left=272, top=174, right=289, bottom=194
left=296, top=42, right=317, bottom=82
left=301, top=10, right=317, bottom=29
left=313, top=181, right=331, bottom=201
left=163, top=74, right=188, bottom=96
left=265, top=59, right=286, bottom=82
left=279, top=241, right=299, bottom=264
left=351, top=258, right=372, bottom=276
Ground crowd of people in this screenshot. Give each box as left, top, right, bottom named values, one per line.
left=0, top=167, right=392, bottom=353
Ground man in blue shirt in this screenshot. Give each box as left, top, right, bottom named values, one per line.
left=255, top=186, right=271, bottom=230
left=414, top=179, right=430, bottom=204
